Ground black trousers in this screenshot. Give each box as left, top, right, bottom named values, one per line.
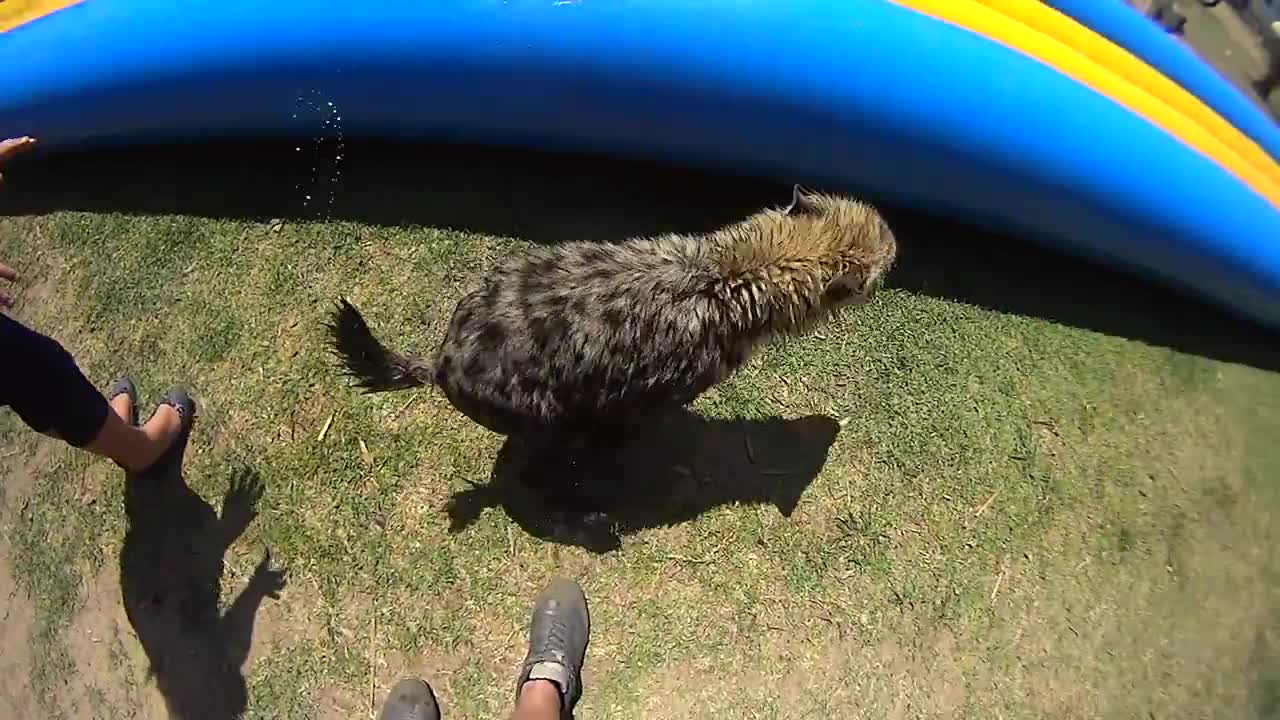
left=0, top=314, right=109, bottom=448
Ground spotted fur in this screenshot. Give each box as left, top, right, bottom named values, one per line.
left=327, top=185, right=896, bottom=440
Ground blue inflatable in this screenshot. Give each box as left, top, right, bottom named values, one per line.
left=2, top=0, right=1279, bottom=331
left=1043, top=0, right=1280, bottom=162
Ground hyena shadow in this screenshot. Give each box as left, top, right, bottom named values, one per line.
left=446, top=409, right=841, bottom=553
left=119, top=456, right=286, bottom=720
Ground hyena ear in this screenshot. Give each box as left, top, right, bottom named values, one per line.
left=783, top=184, right=821, bottom=216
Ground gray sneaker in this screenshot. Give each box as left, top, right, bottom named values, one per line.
left=377, top=677, right=441, bottom=720
left=515, top=577, right=591, bottom=717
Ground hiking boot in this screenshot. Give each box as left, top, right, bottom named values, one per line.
left=377, top=677, right=441, bottom=720
left=514, top=577, right=590, bottom=717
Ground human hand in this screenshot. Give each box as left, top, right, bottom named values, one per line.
left=0, top=136, right=36, bottom=183
left=249, top=549, right=288, bottom=600
left=0, top=262, right=15, bottom=309
left=0, top=136, right=36, bottom=310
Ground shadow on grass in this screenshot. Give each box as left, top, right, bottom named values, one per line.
left=879, top=206, right=1280, bottom=373
left=119, top=446, right=285, bottom=720
left=0, top=141, right=782, bottom=245
left=445, top=409, right=841, bottom=553
left=2, top=141, right=1277, bottom=372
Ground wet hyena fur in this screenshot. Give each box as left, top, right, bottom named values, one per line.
left=327, top=184, right=896, bottom=469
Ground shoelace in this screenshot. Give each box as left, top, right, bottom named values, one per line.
left=538, top=612, right=572, bottom=663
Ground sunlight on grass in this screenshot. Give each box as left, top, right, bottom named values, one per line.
left=1, top=179, right=1278, bottom=718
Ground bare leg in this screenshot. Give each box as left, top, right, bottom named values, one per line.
left=0, top=185, right=187, bottom=475
left=376, top=578, right=589, bottom=720
left=511, top=578, right=590, bottom=719
left=0, top=312, right=190, bottom=475
left=84, top=395, right=184, bottom=473
left=510, top=680, right=562, bottom=720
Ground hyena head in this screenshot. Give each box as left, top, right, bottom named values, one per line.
left=778, top=184, right=898, bottom=312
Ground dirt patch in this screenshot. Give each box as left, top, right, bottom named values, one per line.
left=0, top=543, right=39, bottom=719
left=0, top=438, right=54, bottom=515
left=0, top=553, right=177, bottom=720
left=371, top=647, right=479, bottom=719
left=60, top=562, right=166, bottom=720
left=238, top=568, right=311, bottom=676
left=4, top=536, right=298, bottom=720
left=314, top=684, right=371, bottom=720
left=17, top=263, right=59, bottom=312
left=312, top=645, right=487, bottom=720
left=6, top=241, right=78, bottom=326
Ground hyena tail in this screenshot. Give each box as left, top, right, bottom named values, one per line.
left=326, top=298, right=436, bottom=393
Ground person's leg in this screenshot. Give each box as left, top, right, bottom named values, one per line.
left=374, top=577, right=590, bottom=720
left=0, top=314, right=190, bottom=473
left=82, top=388, right=189, bottom=473
left=511, top=680, right=563, bottom=720
left=510, top=577, right=591, bottom=720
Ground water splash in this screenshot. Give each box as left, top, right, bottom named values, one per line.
left=292, top=89, right=346, bottom=220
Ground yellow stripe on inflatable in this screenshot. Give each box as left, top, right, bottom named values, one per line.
left=978, top=0, right=1280, bottom=196
left=0, top=0, right=82, bottom=33
left=889, top=0, right=1280, bottom=211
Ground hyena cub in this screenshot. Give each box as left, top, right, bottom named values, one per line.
left=327, top=185, right=896, bottom=463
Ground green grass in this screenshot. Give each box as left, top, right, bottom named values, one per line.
left=1, top=144, right=1279, bottom=719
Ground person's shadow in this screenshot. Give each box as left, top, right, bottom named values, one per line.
left=119, top=452, right=286, bottom=720
left=446, top=409, right=842, bottom=553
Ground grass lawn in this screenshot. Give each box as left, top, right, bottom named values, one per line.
left=1, top=142, right=1279, bottom=720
